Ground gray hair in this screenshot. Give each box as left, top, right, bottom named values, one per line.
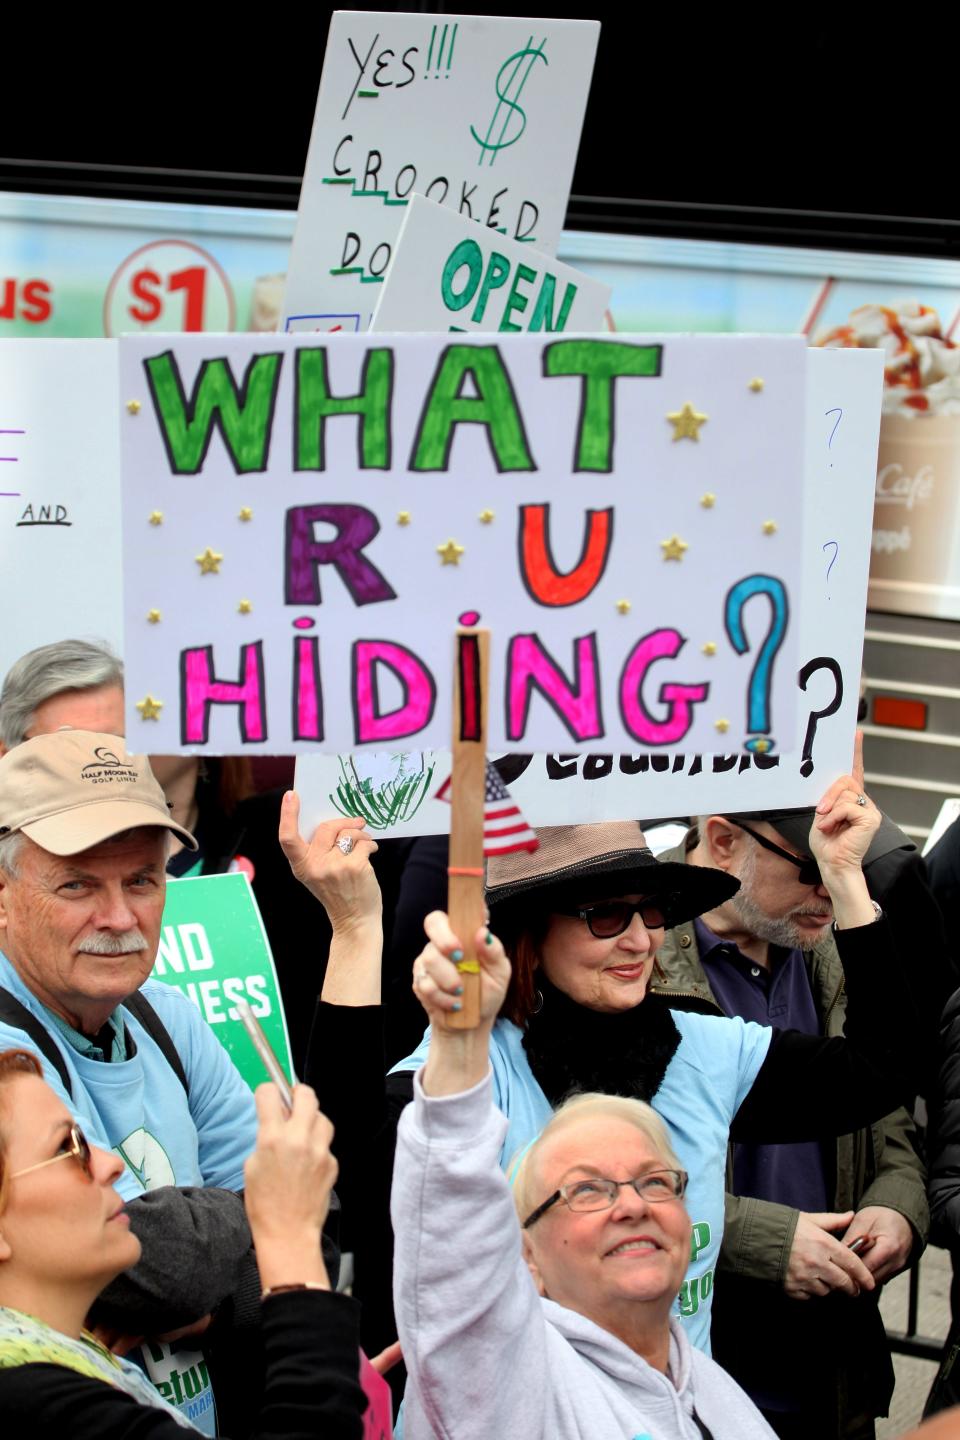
left=0, top=640, right=123, bottom=749
left=0, top=832, right=24, bottom=877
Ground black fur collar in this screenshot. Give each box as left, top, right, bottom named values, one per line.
left=522, top=976, right=682, bottom=1106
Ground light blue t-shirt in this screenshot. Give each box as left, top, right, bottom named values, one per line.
left=0, top=954, right=256, bottom=1197
left=393, top=1009, right=772, bottom=1355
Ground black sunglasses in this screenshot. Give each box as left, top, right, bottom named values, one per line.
left=731, top=822, right=822, bottom=887
left=557, top=896, right=674, bottom=938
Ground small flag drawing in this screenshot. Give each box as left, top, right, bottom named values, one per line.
left=435, top=762, right=539, bottom=857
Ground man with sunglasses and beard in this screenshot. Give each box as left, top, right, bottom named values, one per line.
left=652, top=802, right=932, bottom=1440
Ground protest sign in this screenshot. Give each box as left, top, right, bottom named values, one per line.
left=282, top=12, right=600, bottom=332
left=150, top=872, right=293, bottom=1091
left=120, top=331, right=808, bottom=757
left=370, top=194, right=610, bottom=335
left=0, top=339, right=123, bottom=678
left=294, top=347, right=885, bottom=829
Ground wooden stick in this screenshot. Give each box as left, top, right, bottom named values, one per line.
left=446, top=627, right=489, bottom=1030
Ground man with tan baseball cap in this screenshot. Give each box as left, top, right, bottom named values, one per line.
left=0, top=730, right=258, bottom=1431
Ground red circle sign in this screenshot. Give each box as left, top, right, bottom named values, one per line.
left=103, top=239, right=236, bottom=337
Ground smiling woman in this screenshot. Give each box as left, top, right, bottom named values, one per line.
left=391, top=953, right=779, bottom=1439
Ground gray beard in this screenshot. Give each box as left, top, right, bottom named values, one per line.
left=729, top=847, right=832, bottom=949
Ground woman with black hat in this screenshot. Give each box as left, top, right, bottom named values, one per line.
left=284, top=763, right=949, bottom=1357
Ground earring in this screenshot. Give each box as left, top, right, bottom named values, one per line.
left=532, top=989, right=544, bottom=1015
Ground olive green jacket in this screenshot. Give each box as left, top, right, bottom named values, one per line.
left=652, top=835, right=928, bottom=1286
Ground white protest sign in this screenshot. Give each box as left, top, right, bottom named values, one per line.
left=119, top=332, right=808, bottom=757
left=294, top=348, right=885, bottom=829
left=282, top=11, right=600, bottom=332
left=0, top=339, right=123, bottom=679
left=370, top=194, right=610, bottom=335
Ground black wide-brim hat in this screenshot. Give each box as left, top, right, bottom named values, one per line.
left=485, top=821, right=739, bottom=928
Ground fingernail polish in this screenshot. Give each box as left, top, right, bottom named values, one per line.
left=485, top=931, right=493, bottom=945
left=451, top=948, right=463, bottom=961
left=452, top=1001, right=462, bottom=1012
left=455, top=985, right=464, bottom=995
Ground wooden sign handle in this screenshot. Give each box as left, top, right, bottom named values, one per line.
left=446, top=627, right=489, bottom=1030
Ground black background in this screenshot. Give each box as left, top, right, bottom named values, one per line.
left=1, top=7, right=957, bottom=257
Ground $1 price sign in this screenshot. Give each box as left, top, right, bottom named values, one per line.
left=104, top=239, right=236, bottom=337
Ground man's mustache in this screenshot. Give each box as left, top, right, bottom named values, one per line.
left=77, top=930, right=150, bottom=956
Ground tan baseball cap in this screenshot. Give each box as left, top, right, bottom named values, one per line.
left=0, top=731, right=198, bottom=856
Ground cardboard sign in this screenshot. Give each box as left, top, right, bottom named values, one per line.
left=370, top=194, right=610, bottom=335
left=0, top=339, right=123, bottom=680
left=120, top=331, right=808, bottom=757
left=294, top=348, right=885, bottom=828
left=282, top=11, right=600, bottom=332
left=150, top=873, right=294, bottom=1091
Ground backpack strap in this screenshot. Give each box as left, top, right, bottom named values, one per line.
left=0, top=986, right=73, bottom=1096
left=123, top=992, right=189, bottom=1096
left=0, top=985, right=189, bottom=1099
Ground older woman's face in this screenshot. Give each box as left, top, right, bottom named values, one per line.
left=539, top=894, right=664, bottom=1013
left=0, top=1075, right=140, bottom=1294
left=523, top=1115, right=690, bottom=1331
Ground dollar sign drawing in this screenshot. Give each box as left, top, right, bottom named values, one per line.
left=470, top=38, right=548, bottom=167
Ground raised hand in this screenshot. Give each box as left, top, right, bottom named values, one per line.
left=279, top=795, right=381, bottom=934
left=244, top=1082, right=336, bottom=1292
left=809, top=731, right=881, bottom=876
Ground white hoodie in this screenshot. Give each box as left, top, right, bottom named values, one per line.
left=392, top=1069, right=776, bottom=1440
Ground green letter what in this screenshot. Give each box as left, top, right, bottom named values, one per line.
left=144, top=351, right=283, bottom=475
left=411, top=345, right=535, bottom=472
left=544, top=340, right=662, bottom=472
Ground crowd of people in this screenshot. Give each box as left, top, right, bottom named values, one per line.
left=0, top=636, right=958, bottom=1439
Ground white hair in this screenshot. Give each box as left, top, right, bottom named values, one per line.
left=0, top=832, right=24, bottom=877
left=0, top=639, right=123, bottom=750
left=511, top=1091, right=683, bottom=1224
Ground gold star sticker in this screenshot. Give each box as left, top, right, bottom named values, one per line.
left=702, top=641, right=717, bottom=656
left=437, top=539, right=465, bottom=565
left=397, top=511, right=411, bottom=526
left=195, top=547, right=223, bottom=575
left=714, top=718, right=730, bottom=733
left=762, top=520, right=777, bottom=535
left=748, top=378, right=765, bottom=392
left=238, top=507, right=253, bottom=522
left=148, top=511, right=163, bottom=526
left=136, top=695, right=163, bottom=721
left=146, top=609, right=161, bottom=624
left=238, top=599, right=252, bottom=615
left=616, top=599, right=632, bottom=614
left=479, top=509, right=495, bottom=524
left=126, top=399, right=142, bottom=415
left=660, top=535, right=689, bottom=562
left=752, top=737, right=771, bottom=753
left=666, top=402, right=708, bottom=441
left=700, top=493, right=716, bottom=509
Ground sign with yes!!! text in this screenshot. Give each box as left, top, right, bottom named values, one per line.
left=120, top=331, right=807, bottom=757
left=282, top=11, right=600, bottom=332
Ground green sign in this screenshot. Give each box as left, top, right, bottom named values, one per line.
left=150, top=872, right=294, bottom=1090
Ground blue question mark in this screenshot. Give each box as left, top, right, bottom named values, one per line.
left=724, top=575, right=790, bottom=753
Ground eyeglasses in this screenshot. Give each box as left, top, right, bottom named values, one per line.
left=558, top=897, right=674, bottom=938
left=10, top=1123, right=94, bottom=1182
left=523, top=1168, right=688, bottom=1229
left=731, top=823, right=822, bottom=888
